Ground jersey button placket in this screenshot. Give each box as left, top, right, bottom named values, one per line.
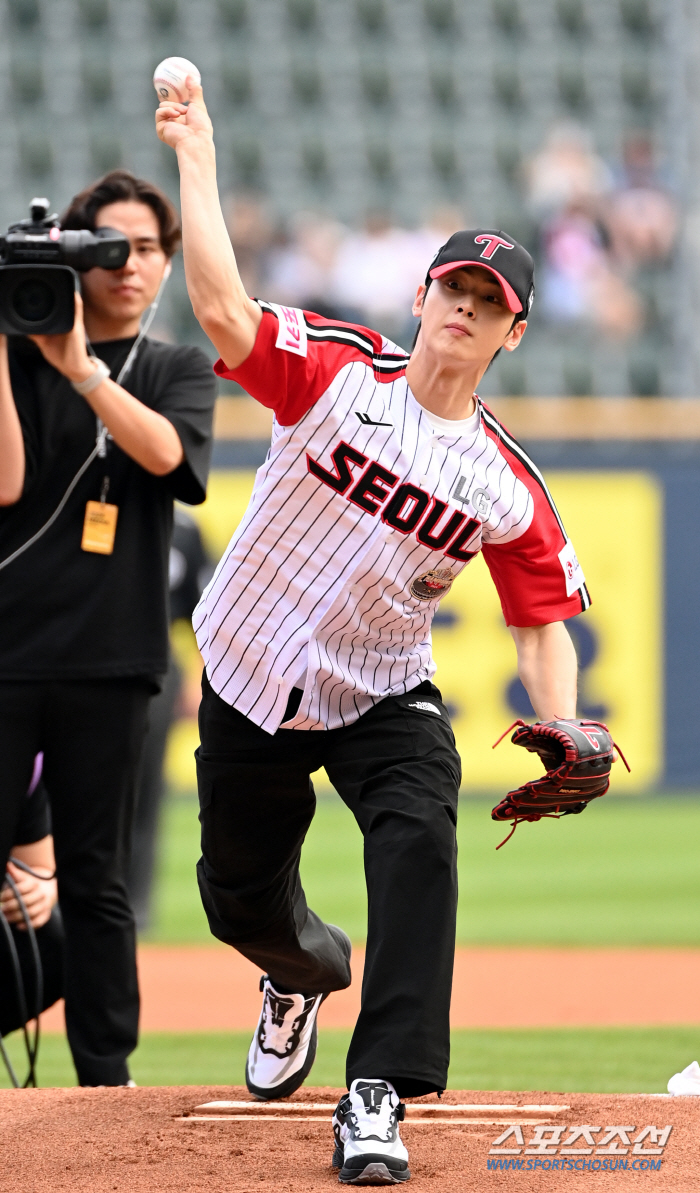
left=416, top=434, right=439, bottom=490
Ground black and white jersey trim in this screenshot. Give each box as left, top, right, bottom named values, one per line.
left=480, top=405, right=566, bottom=537
left=257, top=298, right=408, bottom=374
left=481, top=405, right=591, bottom=613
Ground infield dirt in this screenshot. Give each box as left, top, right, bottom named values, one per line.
left=39, top=945, right=700, bottom=1033
left=1, top=1084, right=697, bottom=1192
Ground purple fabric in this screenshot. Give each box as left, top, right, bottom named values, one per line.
left=27, top=752, right=43, bottom=796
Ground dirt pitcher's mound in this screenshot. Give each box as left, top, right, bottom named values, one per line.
left=1, top=1084, right=698, bottom=1192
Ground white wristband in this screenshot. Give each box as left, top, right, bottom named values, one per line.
left=71, top=358, right=111, bottom=396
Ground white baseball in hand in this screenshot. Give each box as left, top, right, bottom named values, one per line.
left=153, top=57, right=201, bottom=103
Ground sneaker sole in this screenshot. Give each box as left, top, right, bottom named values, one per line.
left=245, top=1016, right=319, bottom=1101
left=338, top=1160, right=411, bottom=1185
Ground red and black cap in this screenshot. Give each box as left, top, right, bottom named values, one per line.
left=427, top=228, right=535, bottom=317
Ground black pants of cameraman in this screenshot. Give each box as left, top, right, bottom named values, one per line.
left=0, top=678, right=150, bottom=1086
left=0, top=908, right=65, bottom=1037
left=127, top=653, right=181, bottom=932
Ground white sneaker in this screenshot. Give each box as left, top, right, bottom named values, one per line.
left=81, top=1079, right=137, bottom=1088
left=333, top=1079, right=410, bottom=1184
left=245, top=975, right=325, bottom=1100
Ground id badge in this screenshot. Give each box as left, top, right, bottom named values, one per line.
left=81, top=500, right=119, bottom=554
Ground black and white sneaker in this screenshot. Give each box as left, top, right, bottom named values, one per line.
left=332, top=1079, right=410, bottom=1184
left=245, top=976, right=325, bottom=1100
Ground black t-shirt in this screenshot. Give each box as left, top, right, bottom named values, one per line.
left=0, top=336, right=217, bottom=681
left=13, top=780, right=51, bottom=846
left=169, top=508, right=213, bottom=623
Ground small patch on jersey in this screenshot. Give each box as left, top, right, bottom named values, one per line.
left=356, top=411, right=392, bottom=427
left=410, top=566, right=456, bottom=601
left=269, top=302, right=308, bottom=357
left=558, top=538, right=585, bottom=596
left=407, top=701, right=441, bottom=715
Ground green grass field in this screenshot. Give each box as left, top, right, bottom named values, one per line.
left=148, top=790, right=700, bottom=946
left=4, top=1027, right=699, bottom=1093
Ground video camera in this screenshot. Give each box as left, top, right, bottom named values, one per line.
left=0, top=198, right=130, bottom=335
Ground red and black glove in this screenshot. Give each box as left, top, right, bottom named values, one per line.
left=491, top=718, right=629, bottom=848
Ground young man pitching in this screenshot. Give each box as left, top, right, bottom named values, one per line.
left=157, top=82, right=588, bottom=1185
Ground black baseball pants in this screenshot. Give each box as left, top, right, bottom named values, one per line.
left=196, top=673, right=461, bottom=1098
left=0, top=679, right=151, bottom=1086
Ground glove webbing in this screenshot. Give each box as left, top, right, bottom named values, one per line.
left=492, top=719, right=630, bottom=849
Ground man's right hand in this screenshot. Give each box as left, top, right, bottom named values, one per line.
left=156, top=77, right=213, bottom=152
left=1, top=861, right=57, bottom=930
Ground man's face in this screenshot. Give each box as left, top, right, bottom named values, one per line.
left=80, top=200, right=168, bottom=323
left=412, top=265, right=526, bottom=365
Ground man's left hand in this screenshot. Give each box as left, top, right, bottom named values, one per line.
left=29, top=292, right=95, bottom=385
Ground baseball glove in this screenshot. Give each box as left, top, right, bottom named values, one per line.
left=491, top=718, right=630, bottom=849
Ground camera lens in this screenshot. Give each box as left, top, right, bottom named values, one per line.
left=12, top=278, right=55, bottom=324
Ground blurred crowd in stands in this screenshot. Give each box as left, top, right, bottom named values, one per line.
left=528, top=125, right=677, bottom=342
left=225, top=198, right=460, bottom=349
left=221, top=125, right=678, bottom=355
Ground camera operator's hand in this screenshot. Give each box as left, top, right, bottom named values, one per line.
left=1, top=860, right=57, bottom=931
left=29, top=291, right=94, bottom=386
left=156, top=76, right=213, bottom=151
left=29, top=292, right=184, bottom=476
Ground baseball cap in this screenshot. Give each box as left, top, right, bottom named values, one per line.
left=427, top=229, right=535, bottom=316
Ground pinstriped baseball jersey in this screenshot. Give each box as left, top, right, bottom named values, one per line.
left=194, top=302, right=590, bottom=734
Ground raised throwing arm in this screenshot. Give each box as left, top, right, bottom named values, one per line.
left=155, top=76, right=262, bottom=368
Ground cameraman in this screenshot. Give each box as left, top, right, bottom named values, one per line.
left=0, top=170, right=217, bottom=1086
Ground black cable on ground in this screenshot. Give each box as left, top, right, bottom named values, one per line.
left=0, top=876, right=44, bottom=1088
left=0, top=912, right=27, bottom=1087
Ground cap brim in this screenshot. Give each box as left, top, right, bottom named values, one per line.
left=428, top=261, right=523, bottom=314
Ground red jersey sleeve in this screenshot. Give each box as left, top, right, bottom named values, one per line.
left=214, top=301, right=401, bottom=426
left=480, top=406, right=591, bottom=626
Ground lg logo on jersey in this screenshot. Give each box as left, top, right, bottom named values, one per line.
left=306, top=441, right=481, bottom=562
